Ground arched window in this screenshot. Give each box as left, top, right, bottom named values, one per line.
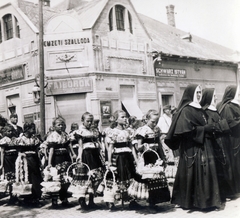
left=115, top=5, right=125, bottom=31
left=15, top=17, right=20, bottom=38
left=3, top=14, right=13, bottom=40
left=109, top=8, right=113, bottom=31
left=0, top=22, right=2, bottom=43
left=108, top=5, right=133, bottom=34
left=128, top=11, right=133, bottom=34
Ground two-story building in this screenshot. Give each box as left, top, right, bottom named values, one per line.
left=0, top=0, right=239, bottom=133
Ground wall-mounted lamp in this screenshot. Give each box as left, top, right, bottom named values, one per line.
left=32, top=85, right=41, bottom=103
left=194, top=63, right=201, bottom=72
left=152, top=51, right=162, bottom=66
left=8, top=101, right=16, bottom=114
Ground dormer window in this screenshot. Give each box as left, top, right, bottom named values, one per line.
left=128, top=11, right=133, bottom=34
left=4, top=14, right=13, bottom=40
left=0, top=14, right=20, bottom=42
left=15, top=17, right=20, bottom=38
left=108, top=5, right=133, bottom=34
left=115, top=5, right=125, bottom=31
left=109, top=8, right=113, bottom=31
left=0, top=22, right=2, bottom=43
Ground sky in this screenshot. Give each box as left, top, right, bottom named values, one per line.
left=1, top=0, right=240, bottom=51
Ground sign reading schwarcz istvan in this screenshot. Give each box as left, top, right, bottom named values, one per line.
left=46, top=77, right=93, bottom=95
left=155, top=68, right=186, bottom=78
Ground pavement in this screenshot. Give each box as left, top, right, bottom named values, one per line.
left=0, top=192, right=240, bottom=218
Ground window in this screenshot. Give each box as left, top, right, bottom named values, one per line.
left=3, top=14, right=13, bottom=40
left=109, top=8, right=113, bottom=31
left=115, top=5, right=125, bottom=31
left=108, top=5, right=133, bottom=34
left=15, top=17, right=20, bottom=38
left=0, top=22, right=2, bottom=43
left=128, top=11, right=133, bottom=34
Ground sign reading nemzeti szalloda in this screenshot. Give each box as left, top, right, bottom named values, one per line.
left=44, top=38, right=90, bottom=47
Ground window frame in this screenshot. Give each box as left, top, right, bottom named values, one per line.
left=0, top=21, right=2, bottom=43
left=4, top=14, right=13, bottom=40
left=115, top=5, right=125, bottom=31
left=109, top=8, right=113, bottom=31
left=15, top=16, right=20, bottom=38
left=128, top=11, right=133, bottom=34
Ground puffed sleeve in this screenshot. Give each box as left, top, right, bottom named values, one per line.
left=106, top=129, right=117, bottom=144
left=135, top=126, right=146, bottom=140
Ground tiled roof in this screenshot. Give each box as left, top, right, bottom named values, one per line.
left=139, top=13, right=239, bottom=63
left=17, top=1, right=239, bottom=63
left=18, top=0, right=58, bottom=27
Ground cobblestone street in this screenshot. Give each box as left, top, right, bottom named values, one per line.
left=0, top=193, right=240, bottom=218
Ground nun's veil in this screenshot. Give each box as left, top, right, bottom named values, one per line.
left=165, top=84, right=199, bottom=150
left=200, top=88, right=214, bottom=110
left=217, top=85, right=237, bottom=114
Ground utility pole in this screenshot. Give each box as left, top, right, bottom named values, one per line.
left=39, top=0, right=46, bottom=139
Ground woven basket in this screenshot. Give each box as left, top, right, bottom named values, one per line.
left=137, top=148, right=164, bottom=178
left=66, top=162, right=91, bottom=198
left=103, top=168, right=118, bottom=203
left=0, top=180, right=9, bottom=193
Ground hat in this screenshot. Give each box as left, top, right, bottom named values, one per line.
left=10, top=113, right=18, bottom=118
left=163, top=105, right=171, bottom=111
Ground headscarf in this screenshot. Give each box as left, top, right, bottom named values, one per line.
left=164, top=84, right=199, bottom=150
left=23, top=122, right=36, bottom=134
left=200, top=88, right=215, bottom=110
left=217, top=85, right=237, bottom=114
left=0, top=115, right=8, bottom=127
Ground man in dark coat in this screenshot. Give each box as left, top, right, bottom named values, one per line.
left=9, top=113, right=23, bottom=137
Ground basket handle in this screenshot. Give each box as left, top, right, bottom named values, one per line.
left=141, top=147, right=160, bottom=160
left=103, top=168, right=116, bottom=188
left=66, top=161, right=91, bottom=183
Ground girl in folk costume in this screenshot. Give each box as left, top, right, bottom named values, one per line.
left=217, top=85, right=240, bottom=196
left=200, top=88, right=231, bottom=203
left=15, top=122, right=42, bottom=205
left=0, top=124, right=18, bottom=204
left=165, top=84, right=223, bottom=210
left=75, top=112, right=104, bottom=210
left=101, top=115, right=117, bottom=162
left=68, top=122, right=79, bottom=160
left=127, top=116, right=139, bottom=153
left=106, top=110, right=139, bottom=211
left=132, top=109, right=169, bottom=211
left=45, top=117, right=72, bottom=208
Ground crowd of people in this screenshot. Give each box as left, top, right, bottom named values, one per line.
left=0, top=83, right=239, bottom=214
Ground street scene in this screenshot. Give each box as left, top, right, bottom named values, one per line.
left=0, top=0, right=240, bottom=217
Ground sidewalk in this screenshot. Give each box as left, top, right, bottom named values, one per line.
left=0, top=193, right=240, bottom=218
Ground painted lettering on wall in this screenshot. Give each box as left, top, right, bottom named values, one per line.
left=155, top=68, right=186, bottom=77
left=44, top=38, right=90, bottom=47
left=46, top=77, right=93, bottom=95
left=0, top=65, right=24, bottom=84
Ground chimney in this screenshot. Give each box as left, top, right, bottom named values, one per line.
left=166, top=5, right=176, bottom=27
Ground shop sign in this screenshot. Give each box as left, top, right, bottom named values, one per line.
left=46, top=77, right=93, bottom=95
left=44, top=38, right=90, bottom=47
left=0, top=65, right=24, bottom=84
left=155, top=68, right=186, bottom=78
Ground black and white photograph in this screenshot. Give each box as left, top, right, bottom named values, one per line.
left=0, top=0, right=239, bottom=217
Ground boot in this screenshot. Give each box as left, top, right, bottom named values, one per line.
left=78, top=197, right=88, bottom=210
left=88, top=193, right=101, bottom=209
